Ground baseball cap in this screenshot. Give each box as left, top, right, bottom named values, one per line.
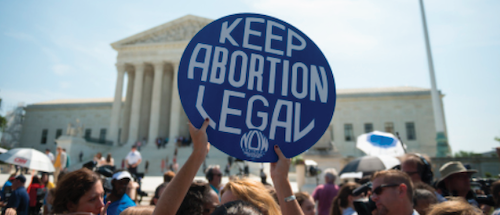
left=112, top=171, right=132, bottom=180
left=15, top=175, right=26, bottom=183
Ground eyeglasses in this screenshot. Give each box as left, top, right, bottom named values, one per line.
left=371, top=183, right=400, bottom=196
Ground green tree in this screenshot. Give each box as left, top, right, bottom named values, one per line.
left=454, top=150, right=483, bottom=158
left=0, top=115, right=6, bottom=131
left=0, top=98, right=6, bottom=132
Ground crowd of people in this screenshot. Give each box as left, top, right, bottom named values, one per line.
left=304, top=153, right=500, bottom=215
left=1, top=119, right=500, bottom=215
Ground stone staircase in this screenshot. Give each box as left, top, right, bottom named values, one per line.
left=69, top=141, right=270, bottom=178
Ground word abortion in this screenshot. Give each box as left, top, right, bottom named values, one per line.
left=188, top=44, right=329, bottom=103
left=183, top=16, right=334, bottom=144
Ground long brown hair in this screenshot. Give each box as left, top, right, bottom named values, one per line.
left=330, top=182, right=360, bottom=215
left=52, top=168, right=100, bottom=213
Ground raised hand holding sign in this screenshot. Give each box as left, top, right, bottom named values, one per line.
left=178, top=13, right=336, bottom=162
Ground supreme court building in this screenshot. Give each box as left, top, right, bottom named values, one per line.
left=18, top=15, right=451, bottom=158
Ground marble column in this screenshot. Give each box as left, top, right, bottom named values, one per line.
left=169, top=62, right=181, bottom=143
left=109, top=64, right=126, bottom=146
left=120, top=71, right=135, bottom=144
left=148, top=62, right=164, bottom=145
left=128, top=63, right=144, bottom=144
left=158, top=64, right=173, bottom=139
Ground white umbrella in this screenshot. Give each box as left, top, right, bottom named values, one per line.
left=340, top=172, right=363, bottom=180
left=0, top=148, right=55, bottom=172
left=356, top=131, right=406, bottom=156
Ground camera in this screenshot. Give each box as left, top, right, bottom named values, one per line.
left=471, top=177, right=496, bottom=206
left=353, top=198, right=377, bottom=215
left=352, top=182, right=377, bottom=215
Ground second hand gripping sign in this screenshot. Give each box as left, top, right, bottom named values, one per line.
left=178, top=13, right=336, bottom=162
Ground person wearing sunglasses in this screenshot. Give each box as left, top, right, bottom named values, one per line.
left=205, top=165, right=223, bottom=198
left=370, top=170, right=417, bottom=215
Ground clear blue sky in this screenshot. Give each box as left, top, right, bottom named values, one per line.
left=0, top=0, right=499, bottom=154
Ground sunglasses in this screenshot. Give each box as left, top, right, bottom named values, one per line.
left=371, top=183, right=400, bottom=196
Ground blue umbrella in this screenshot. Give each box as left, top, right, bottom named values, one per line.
left=356, top=131, right=406, bottom=156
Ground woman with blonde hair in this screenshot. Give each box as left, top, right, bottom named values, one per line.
left=221, top=178, right=281, bottom=215
left=152, top=119, right=303, bottom=215
left=330, top=182, right=361, bottom=215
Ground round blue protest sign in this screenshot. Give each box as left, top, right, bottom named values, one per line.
left=178, top=13, right=336, bottom=162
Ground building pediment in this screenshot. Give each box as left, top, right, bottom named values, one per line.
left=111, top=15, right=213, bottom=50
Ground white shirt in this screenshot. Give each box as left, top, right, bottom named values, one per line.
left=46, top=152, right=55, bottom=162
left=126, top=150, right=142, bottom=165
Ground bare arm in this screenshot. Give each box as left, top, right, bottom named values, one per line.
left=153, top=119, right=210, bottom=215
left=134, top=159, right=142, bottom=168
left=5, top=208, right=16, bottom=215
left=271, top=145, right=304, bottom=215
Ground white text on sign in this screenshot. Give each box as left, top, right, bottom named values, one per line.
left=187, top=16, right=330, bottom=143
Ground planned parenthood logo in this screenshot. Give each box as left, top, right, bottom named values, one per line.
left=240, top=130, right=269, bottom=159
left=178, top=13, right=336, bottom=162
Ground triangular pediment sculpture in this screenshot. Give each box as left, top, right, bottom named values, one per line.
left=111, top=15, right=213, bottom=49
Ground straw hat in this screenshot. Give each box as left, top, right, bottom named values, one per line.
left=437, top=161, right=477, bottom=186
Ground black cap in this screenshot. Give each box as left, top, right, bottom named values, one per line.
left=15, top=175, right=26, bottom=183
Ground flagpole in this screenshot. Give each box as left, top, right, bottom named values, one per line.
left=418, top=0, right=450, bottom=157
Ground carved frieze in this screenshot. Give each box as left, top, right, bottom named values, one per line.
left=123, top=20, right=208, bottom=46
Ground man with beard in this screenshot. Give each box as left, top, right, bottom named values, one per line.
left=370, top=170, right=418, bottom=215
left=105, top=171, right=136, bottom=215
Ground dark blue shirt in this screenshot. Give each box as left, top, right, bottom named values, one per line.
left=6, top=187, right=29, bottom=215
left=105, top=194, right=136, bottom=215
